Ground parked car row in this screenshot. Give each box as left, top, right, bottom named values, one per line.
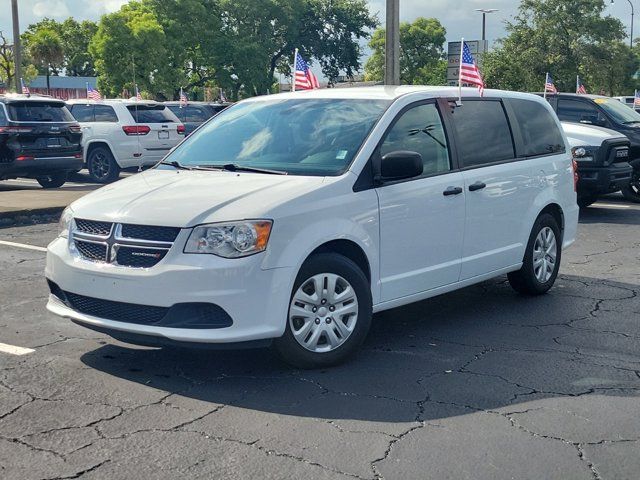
left=0, top=94, right=230, bottom=187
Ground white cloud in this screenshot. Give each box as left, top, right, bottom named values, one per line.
left=33, top=0, right=71, bottom=19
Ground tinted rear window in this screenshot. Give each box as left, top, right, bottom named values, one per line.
left=7, top=102, right=75, bottom=122
left=451, top=100, right=515, bottom=167
left=127, top=105, right=176, bottom=123
left=94, top=105, right=118, bottom=122
left=70, top=104, right=94, bottom=122
left=509, top=99, right=565, bottom=157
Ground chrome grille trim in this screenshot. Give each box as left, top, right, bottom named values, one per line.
left=71, top=220, right=179, bottom=268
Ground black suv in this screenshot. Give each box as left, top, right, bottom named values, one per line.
left=165, top=101, right=230, bottom=136
left=543, top=93, right=640, bottom=203
left=0, top=95, right=83, bottom=188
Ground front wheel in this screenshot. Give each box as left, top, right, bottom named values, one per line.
left=37, top=172, right=67, bottom=189
left=273, top=253, right=372, bottom=369
left=620, top=169, right=640, bottom=203
left=508, top=213, right=562, bottom=295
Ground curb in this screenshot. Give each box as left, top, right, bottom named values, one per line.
left=0, top=207, right=64, bottom=228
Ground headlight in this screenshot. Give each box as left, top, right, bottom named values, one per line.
left=184, top=220, right=273, bottom=258
left=571, top=146, right=594, bottom=162
left=59, top=207, right=74, bottom=238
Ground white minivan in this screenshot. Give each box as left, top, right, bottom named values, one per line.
left=46, top=87, right=579, bottom=368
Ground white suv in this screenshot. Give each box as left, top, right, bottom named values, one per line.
left=47, top=87, right=579, bottom=368
left=67, top=99, right=184, bottom=183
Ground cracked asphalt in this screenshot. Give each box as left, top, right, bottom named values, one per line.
left=0, top=195, right=639, bottom=479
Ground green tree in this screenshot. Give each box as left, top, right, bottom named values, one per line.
left=364, top=17, right=447, bottom=85
left=28, top=27, right=64, bottom=93
left=483, top=0, right=629, bottom=94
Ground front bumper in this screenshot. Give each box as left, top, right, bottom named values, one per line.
left=0, top=155, right=83, bottom=179
left=45, top=236, right=294, bottom=345
left=577, top=162, right=633, bottom=195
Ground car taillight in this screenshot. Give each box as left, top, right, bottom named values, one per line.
left=572, top=158, right=579, bottom=192
left=122, top=125, right=151, bottom=136
left=69, top=124, right=81, bottom=133
left=177, top=124, right=185, bottom=135
left=0, top=125, right=34, bottom=133
left=16, top=155, right=35, bottom=161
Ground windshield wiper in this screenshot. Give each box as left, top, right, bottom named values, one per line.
left=622, top=121, right=640, bottom=125
left=160, top=160, right=193, bottom=170
left=201, top=163, right=288, bottom=175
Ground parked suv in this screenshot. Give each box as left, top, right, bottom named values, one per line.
left=67, top=99, right=184, bottom=183
left=165, top=101, right=230, bottom=136
left=543, top=93, right=640, bottom=203
left=0, top=94, right=83, bottom=188
left=562, top=122, right=633, bottom=207
left=46, top=87, right=578, bottom=368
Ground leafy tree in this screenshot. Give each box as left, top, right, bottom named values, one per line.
left=27, top=27, right=64, bottom=93
left=483, top=0, right=630, bottom=94
left=364, top=17, right=447, bottom=85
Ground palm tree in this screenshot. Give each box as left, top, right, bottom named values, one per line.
left=28, top=28, right=63, bottom=94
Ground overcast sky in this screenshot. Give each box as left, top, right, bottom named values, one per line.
left=1, top=0, right=636, bottom=56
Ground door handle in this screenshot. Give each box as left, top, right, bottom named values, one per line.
left=468, top=181, right=487, bottom=192
left=443, top=186, right=463, bottom=196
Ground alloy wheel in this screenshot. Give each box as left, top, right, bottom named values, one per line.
left=289, top=273, right=359, bottom=353
left=532, top=227, right=557, bottom=283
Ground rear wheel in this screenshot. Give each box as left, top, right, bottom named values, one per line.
left=36, top=172, right=67, bottom=189
left=508, top=213, right=561, bottom=295
left=621, top=169, right=640, bottom=203
left=273, top=253, right=372, bottom=369
left=87, top=146, right=120, bottom=184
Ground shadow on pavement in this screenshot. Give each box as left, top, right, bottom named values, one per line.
left=80, top=273, right=640, bottom=423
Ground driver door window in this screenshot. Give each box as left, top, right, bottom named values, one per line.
left=380, top=103, right=451, bottom=176
left=557, top=99, right=607, bottom=126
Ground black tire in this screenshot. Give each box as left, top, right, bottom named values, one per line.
left=508, top=213, right=562, bottom=295
left=87, top=145, right=120, bottom=184
left=36, top=172, right=67, bottom=189
left=273, top=253, right=372, bottom=369
left=577, top=193, right=598, bottom=208
left=620, top=169, right=640, bottom=203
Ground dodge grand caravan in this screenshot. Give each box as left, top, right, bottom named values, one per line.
left=46, top=87, right=579, bottom=368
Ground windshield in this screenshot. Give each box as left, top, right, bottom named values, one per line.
left=7, top=102, right=75, bottom=122
left=163, top=98, right=390, bottom=176
left=595, top=98, right=640, bottom=123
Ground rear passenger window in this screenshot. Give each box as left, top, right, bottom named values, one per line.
left=509, top=99, right=565, bottom=157
left=451, top=100, right=515, bottom=168
left=380, top=103, right=451, bottom=176
left=70, top=104, right=94, bottom=122
left=94, top=105, right=118, bottom=122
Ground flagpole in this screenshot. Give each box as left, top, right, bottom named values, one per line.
left=292, top=49, right=298, bottom=92
left=458, top=38, right=464, bottom=105
left=576, top=75, right=579, bottom=94
left=544, top=73, right=548, bottom=100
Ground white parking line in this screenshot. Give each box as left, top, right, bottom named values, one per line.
left=592, top=203, right=631, bottom=209
left=0, top=240, right=47, bottom=252
left=0, top=343, right=35, bottom=356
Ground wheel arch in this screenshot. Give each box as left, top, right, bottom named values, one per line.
left=85, top=140, right=115, bottom=161
left=538, top=202, right=565, bottom=234
left=308, top=239, right=372, bottom=284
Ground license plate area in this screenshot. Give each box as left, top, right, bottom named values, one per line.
left=158, top=130, right=169, bottom=139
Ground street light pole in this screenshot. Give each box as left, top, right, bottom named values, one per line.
left=11, top=0, right=22, bottom=92
left=612, top=0, right=635, bottom=48
left=384, top=0, right=400, bottom=85
left=475, top=8, right=499, bottom=42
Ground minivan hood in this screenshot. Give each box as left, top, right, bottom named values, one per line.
left=561, top=122, right=627, bottom=147
left=69, top=168, right=326, bottom=227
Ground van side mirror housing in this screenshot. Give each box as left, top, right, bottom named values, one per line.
left=377, top=151, right=423, bottom=184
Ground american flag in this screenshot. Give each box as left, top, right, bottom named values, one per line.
left=179, top=87, right=188, bottom=107
left=459, top=42, right=484, bottom=96
left=135, top=85, right=142, bottom=101
left=21, top=78, right=30, bottom=95
left=545, top=73, right=558, bottom=94
left=634, top=90, right=640, bottom=108
left=87, top=83, right=102, bottom=101
left=576, top=76, right=587, bottom=95
left=294, top=50, right=319, bottom=91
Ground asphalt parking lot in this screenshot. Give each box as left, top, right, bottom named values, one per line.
left=0, top=192, right=639, bottom=479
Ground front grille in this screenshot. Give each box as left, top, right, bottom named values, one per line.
left=64, top=291, right=169, bottom=325
left=121, top=224, right=180, bottom=242
left=116, top=247, right=168, bottom=268
left=75, top=241, right=107, bottom=261
left=75, top=219, right=112, bottom=236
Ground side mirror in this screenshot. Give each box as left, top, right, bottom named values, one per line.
left=377, top=150, right=423, bottom=183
